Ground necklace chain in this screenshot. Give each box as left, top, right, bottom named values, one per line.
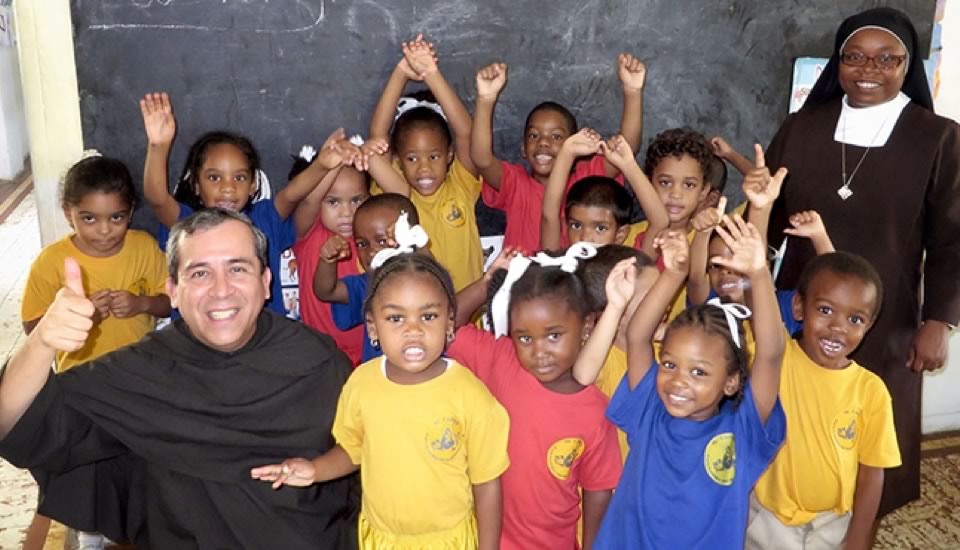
left=838, top=109, right=892, bottom=201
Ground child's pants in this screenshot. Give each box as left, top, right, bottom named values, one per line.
left=744, top=493, right=851, bottom=550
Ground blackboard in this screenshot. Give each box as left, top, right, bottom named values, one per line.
left=71, top=0, right=935, bottom=235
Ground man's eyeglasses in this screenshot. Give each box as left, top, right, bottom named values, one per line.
left=840, top=52, right=906, bottom=70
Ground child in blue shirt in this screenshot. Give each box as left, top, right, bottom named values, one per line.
left=576, top=215, right=787, bottom=549
left=313, top=193, right=422, bottom=362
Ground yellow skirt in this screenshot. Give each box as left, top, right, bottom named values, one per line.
left=358, top=512, right=478, bottom=550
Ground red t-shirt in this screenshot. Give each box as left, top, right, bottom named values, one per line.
left=448, top=326, right=622, bottom=550
left=292, top=220, right=364, bottom=366
left=482, top=155, right=613, bottom=253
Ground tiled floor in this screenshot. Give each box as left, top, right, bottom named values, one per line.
left=0, top=190, right=43, bottom=549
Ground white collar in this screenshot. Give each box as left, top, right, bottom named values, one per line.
left=834, top=92, right=910, bottom=147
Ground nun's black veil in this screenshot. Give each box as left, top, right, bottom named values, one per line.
left=804, top=7, right=934, bottom=111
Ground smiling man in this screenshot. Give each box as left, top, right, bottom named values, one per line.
left=0, top=208, right=358, bottom=549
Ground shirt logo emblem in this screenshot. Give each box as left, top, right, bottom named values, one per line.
left=547, top=438, right=585, bottom=480
left=425, top=417, right=464, bottom=461
left=704, top=432, right=736, bottom=486
left=832, top=409, right=860, bottom=450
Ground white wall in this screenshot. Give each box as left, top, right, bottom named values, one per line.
left=922, top=0, right=960, bottom=434
left=0, top=8, right=29, bottom=181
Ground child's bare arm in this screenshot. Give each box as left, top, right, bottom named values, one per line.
left=743, top=144, right=788, bottom=249
left=711, top=137, right=754, bottom=176
left=368, top=37, right=425, bottom=141
left=249, top=445, right=358, bottom=489
left=140, top=92, right=181, bottom=228
left=604, top=54, right=645, bottom=178
left=107, top=291, right=171, bottom=319
left=471, top=63, right=508, bottom=189
left=313, top=236, right=351, bottom=303
left=844, top=465, right=884, bottom=550
left=573, top=258, right=636, bottom=385
left=712, top=215, right=784, bottom=423
left=626, top=231, right=689, bottom=389
left=454, top=247, right=520, bottom=327
left=783, top=210, right=835, bottom=255
left=405, top=39, right=478, bottom=176
left=473, top=478, right=503, bottom=550
left=366, top=147, right=410, bottom=197
left=541, top=129, right=602, bottom=249
left=602, top=134, right=668, bottom=257
left=582, top=489, right=614, bottom=550
left=275, top=130, right=357, bottom=221
left=687, top=197, right=726, bottom=305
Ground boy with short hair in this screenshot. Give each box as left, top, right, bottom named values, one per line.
left=745, top=252, right=901, bottom=550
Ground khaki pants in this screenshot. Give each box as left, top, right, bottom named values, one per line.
left=744, top=493, right=851, bottom=550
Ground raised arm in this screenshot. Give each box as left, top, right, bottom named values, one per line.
left=742, top=144, right=788, bottom=249
left=783, top=210, right=835, bottom=255
left=687, top=197, right=726, bottom=305
left=712, top=215, right=784, bottom=423
left=573, top=258, right=637, bottom=385
left=0, top=259, right=93, bottom=437
left=604, top=54, right=645, bottom=178
left=140, top=92, right=181, bottom=228
left=541, top=129, right=602, bottom=249
left=312, top=236, right=352, bottom=304
left=294, top=166, right=343, bottom=240
left=471, top=63, right=508, bottom=189
left=404, top=38, right=478, bottom=176
left=625, top=231, right=689, bottom=389
left=710, top=136, right=754, bottom=177
left=274, top=129, right=358, bottom=221
left=454, top=247, right=520, bottom=327
left=602, top=134, right=668, bottom=256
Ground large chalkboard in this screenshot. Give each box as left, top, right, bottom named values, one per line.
left=71, top=0, right=934, bottom=234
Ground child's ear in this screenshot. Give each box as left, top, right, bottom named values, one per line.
left=62, top=207, right=75, bottom=228
left=446, top=147, right=454, bottom=166
left=446, top=311, right=456, bottom=343
left=581, top=312, right=598, bottom=341
left=365, top=312, right=378, bottom=343
left=697, top=182, right=711, bottom=202
left=723, top=372, right=741, bottom=397
left=791, top=293, right=804, bottom=321
left=614, top=224, right=630, bottom=245
left=519, top=140, right=527, bottom=159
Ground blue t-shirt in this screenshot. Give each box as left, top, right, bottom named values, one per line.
left=595, top=364, right=786, bottom=550
left=157, top=201, right=294, bottom=316
left=330, top=273, right=380, bottom=363
left=693, top=289, right=802, bottom=337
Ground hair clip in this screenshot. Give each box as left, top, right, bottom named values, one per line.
left=490, top=254, right=534, bottom=338
left=395, top=97, right=447, bottom=122
left=531, top=242, right=598, bottom=272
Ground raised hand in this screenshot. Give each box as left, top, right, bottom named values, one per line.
left=710, top=136, right=734, bottom=159
left=742, top=144, right=788, bottom=211
left=654, top=230, right=690, bottom=275
left=108, top=290, right=142, bottom=319
left=712, top=215, right=766, bottom=275
left=783, top=210, right=826, bottom=239
left=320, top=235, right=352, bottom=264
left=618, top=53, right=646, bottom=92
left=314, top=128, right=350, bottom=170
left=562, top=128, right=603, bottom=157
left=403, top=34, right=438, bottom=78
left=606, top=257, right=638, bottom=310
left=140, top=92, right=176, bottom=147
left=250, top=458, right=317, bottom=489
left=476, top=63, right=508, bottom=100
left=356, top=138, right=390, bottom=172
left=37, top=258, right=95, bottom=353
left=487, top=246, right=523, bottom=274
left=691, top=196, right=727, bottom=233
left=600, top=134, right=638, bottom=171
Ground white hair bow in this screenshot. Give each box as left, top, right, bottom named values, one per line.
left=489, top=243, right=598, bottom=338
left=370, top=212, right=429, bottom=269
left=706, top=297, right=752, bottom=348
left=395, top=97, right=447, bottom=121
left=298, top=145, right=317, bottom=163
left=532, top=242, right=598, bottom=272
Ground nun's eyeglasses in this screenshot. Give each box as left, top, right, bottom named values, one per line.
left=840, top=52, right=906, bottom=70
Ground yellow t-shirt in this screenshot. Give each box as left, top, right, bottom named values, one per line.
left=333, top=357, right=510, bottom=538
left=597, top=345, right=630, bottom=463
left=374, top=159, right=483, bottom=291
left=754, top=337, right=901, bottom=525
left=21, top=230, right=168, bottom=372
